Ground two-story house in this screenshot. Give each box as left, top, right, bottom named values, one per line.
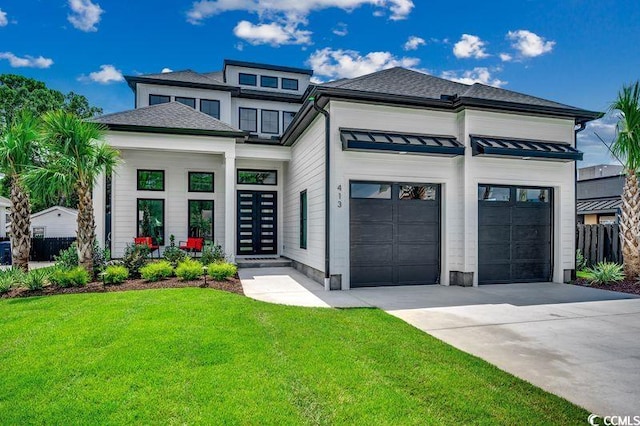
left=92, top=59, right=600, bottom=289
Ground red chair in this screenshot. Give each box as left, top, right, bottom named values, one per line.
left=179, top=237, right=204, bottom=255
left=134, top=237, right=160, bottom=258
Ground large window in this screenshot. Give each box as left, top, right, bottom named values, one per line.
left=350, top=183, right=392, bottom=199
left=239, top=73, right=257, bottom=86
left=149, top=94, right=170, bottom=105
left=260, top=75, right=278, bottom=88
left=188, top=200, right=214, bottom=240
left=189, top=172, right=214, bottom=192
left=478, top=185, right=510, bottom=202
left=261, top=110, right=279, bottom=134
left=175, top=96, right=195, bottom=108
left=137, top=170, right=164, bottom=191
left=200, top=99, right=220, bottom=119
left=239, top=108, right=257, bottom=132
left=237, top=169, right=277, bottom=185
left=282, top=78, right=299, bottom=90
left=137, top=199, right=165, bottom=246
left=300, top=190, right=307, bottom=249
left=283, top=111, right=296, bottom=131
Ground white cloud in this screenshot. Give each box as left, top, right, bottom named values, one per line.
left=499, top=53, right=512, bottom=62
left=80, top=64, right=123, bottom=84
left=0, top=52, right=53, bottom=68
left=507, top=30, right=555, bottom=58
left=233, top=20, right=311, bottom=45
left=403, top=35, right=425, bottom=51
left=307, top=48, right=420, bottom=80
left=441, top=67, right=506, bottom=87
left=161, top=68, right=173, bottom=73
left=0, top=9, right=8, bottom=27
left=67, top=0, right=103, bottom=32
left=332, top=22, right=348, bottom=36
left=453, top=34, right=489, bottom=59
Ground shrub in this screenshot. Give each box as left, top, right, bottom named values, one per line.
left=50, top=267, right=90, bottom=288
left=93, top=240, right=110, bottom=275
left=576, top=249, right=588, bottom=271
left=0, top=274, right=13, bottom=294
left=201, top=243, right=225, bottom=266
left=24, top=268, right=52, bottom=291
left=587, top=262, right=624, bottom=285
left=163, top=235, right=187, bottom=268
left=175, top=258, right=203, bottom=281
left=102, top=265, right=129, bottom=285
left=207, top=262, right=237, bottom=281
left=140, top=260, right=174, bottom=282
left=54, top=244, right=78, bottom=269
left=122, top=243, right=150, bottom=278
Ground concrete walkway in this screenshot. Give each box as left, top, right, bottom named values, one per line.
left=239, top=267, right=640, bottom=416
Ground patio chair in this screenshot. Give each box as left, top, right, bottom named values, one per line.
left=134, top=237, right=160, bottom=258
left=179, top=237, right=204, bottom=256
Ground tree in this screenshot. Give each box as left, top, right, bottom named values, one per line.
left=26, top=111, right=119, bottom=276
left=0, top=112, right=41, bottom=271
left=610, top=81, right=640, bottom=279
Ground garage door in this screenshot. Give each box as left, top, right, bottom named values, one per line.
left=350, top=182, right=440, bottom=287
left=478, top=185, right=552, bottom=284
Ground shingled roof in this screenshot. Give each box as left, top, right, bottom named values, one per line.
left=91, top=102, right=243, bottom=136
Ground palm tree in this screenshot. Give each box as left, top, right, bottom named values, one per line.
left=0, top=112, right=40, bottom=271
left=27, top=111, right=119, bottom=276
left=611, top=81, right=640, bottom=279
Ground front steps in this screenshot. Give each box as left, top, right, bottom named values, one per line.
left=236, top=257, right=292, bottom=269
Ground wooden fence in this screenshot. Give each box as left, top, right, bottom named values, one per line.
left=30, top=237, right=76, bottom=261
left=576, top=224, right=621, bottom=266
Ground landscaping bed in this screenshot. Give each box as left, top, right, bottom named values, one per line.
left=572, top=278, right=640, bottom=296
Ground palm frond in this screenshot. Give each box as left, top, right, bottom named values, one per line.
left=610, top=81, right=640, bottom=172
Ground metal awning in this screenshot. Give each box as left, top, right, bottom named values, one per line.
left=471, top=135, right=583, bottom=162
left=340, top=128, right=464, bottom=157
left=577, top=198, right=622, bottom=215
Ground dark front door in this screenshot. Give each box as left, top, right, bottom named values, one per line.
left=237, top=191, right=277, bottom=255
left=478, top=185, right=553, bottom=284
left=349, top=182, right=441, bottom=287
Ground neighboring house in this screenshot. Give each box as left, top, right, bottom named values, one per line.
left=577, top=165, right=625, bottom=225
left=92, top=59, right=600, bottom=288
left=0, top=196, right=10, bottom=239
left=6, top=206, right=78, bottom=239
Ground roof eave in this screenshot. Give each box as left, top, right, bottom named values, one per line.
left=103, top=123, right=246, bottom=138
left=124, top=76, right=239, bottom=94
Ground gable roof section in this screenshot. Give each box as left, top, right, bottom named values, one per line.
left=91, top=102, right=245, bottom=137
left=32, top=206, right=78, bottom=219
left=125, top=69, right=235, bottom=93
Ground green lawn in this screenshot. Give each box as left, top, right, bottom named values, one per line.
left=0, top=289, right=587, bottom=425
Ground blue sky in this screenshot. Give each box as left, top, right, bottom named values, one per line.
left=1, top=0, right=640, bottom=166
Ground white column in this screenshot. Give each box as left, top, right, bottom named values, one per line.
left=224, top=152, right=236, bottom=262
left=93, top=172, right=106, bottom=248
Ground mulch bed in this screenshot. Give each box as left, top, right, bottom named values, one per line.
left=572, top=278, right=640, bottom=296
left=2, top=275, right=244, bottom=299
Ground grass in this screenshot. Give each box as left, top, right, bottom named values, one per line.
left=576, top=270, right=594, bottom=279
left=0, top=289, right=588, bottom=424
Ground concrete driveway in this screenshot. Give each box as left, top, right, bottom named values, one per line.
left=240, top=267, right=640, bottom=416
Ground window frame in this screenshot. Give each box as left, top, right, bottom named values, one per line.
left=478, top=185, right=511, bottom=202
left=137, top=169, right=165, bottom=191
left=260, top=75, right=278, bottom=88
left=136, top=198, right=165, bottom=246
left=239, top=73, right=257, bottom=86
left=281, top=78, right=299, bottom=91
left=175, top=96, right=196, bottom=108
left=300, top=190, right=307, bottom=249
left=149, top=94, right=170, bottom=106
left=239, top=107, right=258, bottom=132
left=350, top=182, right=392, bottom=199
left=283, top=111, right=296, bottom=131
left=261, top=109, right=279, bottom=134
left=237, top=169, right=278, bottom=186
left=188, top=199, right=214, bottom=240
left=200, top=99, right=221, bottom=119
left=188, top=172, right=215, bottom=193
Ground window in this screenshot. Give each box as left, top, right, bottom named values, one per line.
left=32, top=227, right=45, bottom=239
left=175, top=96, right=195, bottom=108
left=189, top=172, right=214, bottom=192
left=239, top=73, right=257, bottom=86
left=239, top=108, right=257, bottom=132
left=300, top=190, right=307, bottom=249
left=261, top=110, right=279, bottom=134
left=283, top=111, right=296, bottom=131
left=149, top=94, right=170, bottom=105
left=517, top=188, right=550, bottom=203
left=399, top=185, right=437, bottom=200
left=478, top=185, right=510, bottom=201
left=237, top=170, right=277, bottom=185
left=137, top=199, right=165, bottom=246
left=282, top=78, right=299, bottom=90
left=188, top=200, right=214, bottom=240
left=350, top=183, right=392, bottom=199
left=137, top=170, right=164, bottom=191
left=260, top=75, right=278, bottom=88
left=200, top=99, right=220, bottom=119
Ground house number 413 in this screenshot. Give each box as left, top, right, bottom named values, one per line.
left=337, top=185, right=342, bottom=208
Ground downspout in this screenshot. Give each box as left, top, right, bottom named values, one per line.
left=574, top=121, right=587, bottom=281
left=311, top=96, right=331, bottom=291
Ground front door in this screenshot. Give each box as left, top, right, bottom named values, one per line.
left=237, top=191, right=277, bottom=255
